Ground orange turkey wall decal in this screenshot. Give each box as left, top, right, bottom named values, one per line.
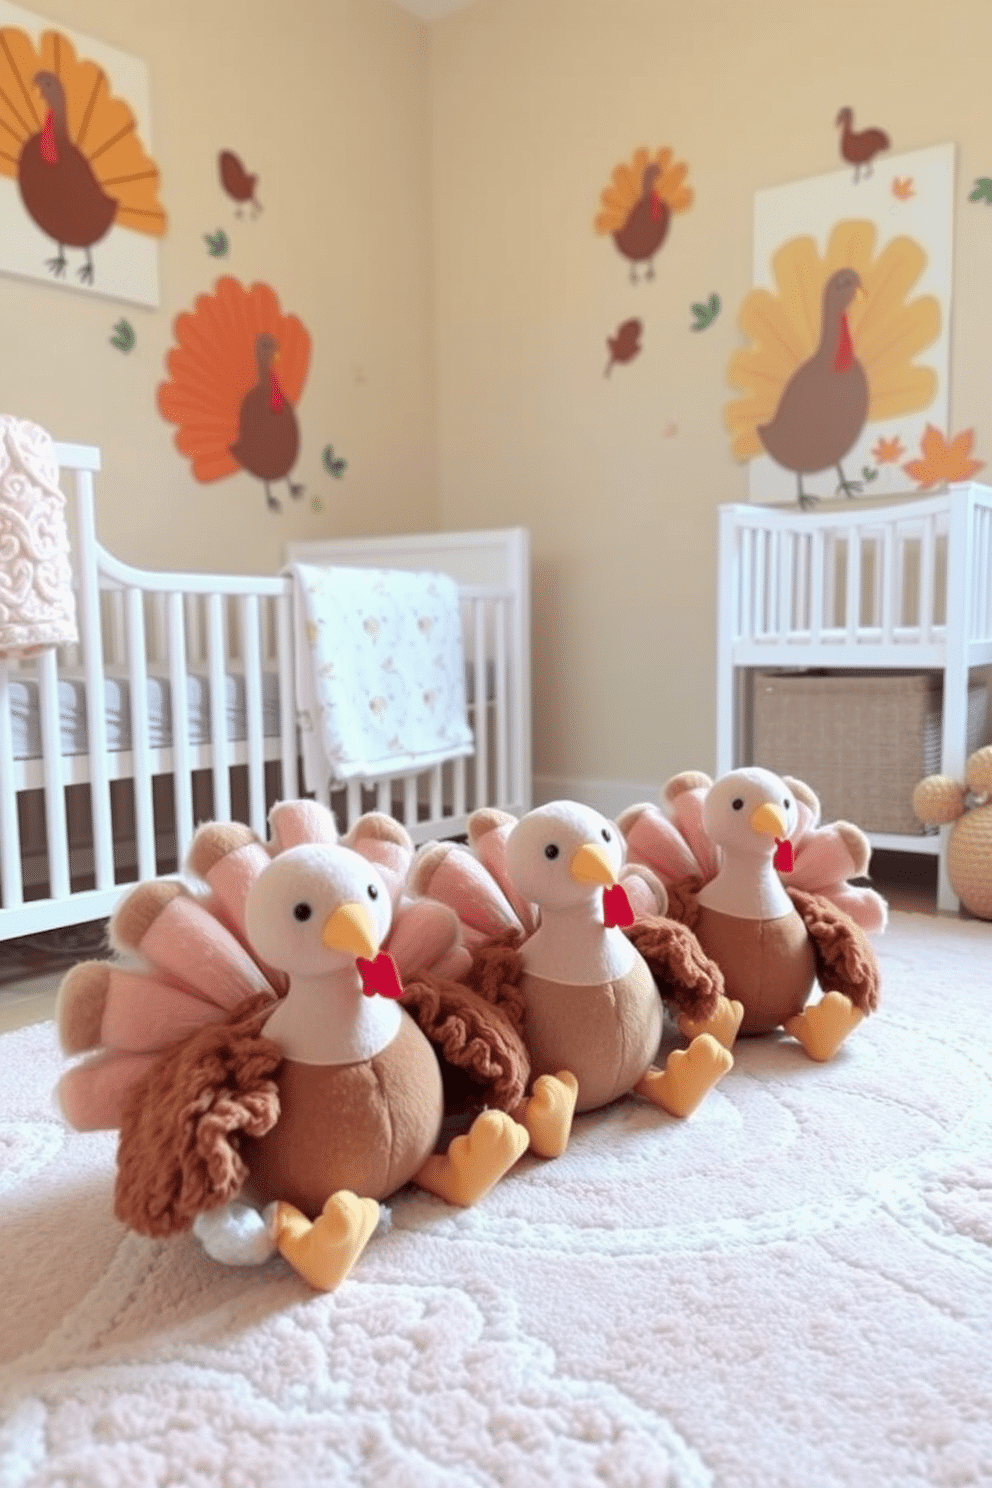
left=0, top=15, right=166, bottom=303
left=594, top=146, right=693, bottom=282
left=157, top=278, right=312, bottom=513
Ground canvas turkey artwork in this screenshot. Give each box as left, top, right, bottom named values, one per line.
left=725, top=142, right=956, bottom=505
left=0, top=2, right=165, bottom=306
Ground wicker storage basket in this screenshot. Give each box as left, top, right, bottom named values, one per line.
left=751, top=669, right=991, bottom=836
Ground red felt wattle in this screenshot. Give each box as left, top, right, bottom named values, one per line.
left=268, top=370, right=285, bottom=414
left=650, top=192, right=661, bottom=221
left=603, top=883, right=634, bottom=929
left=833, top=314, right=854, bottom=373
left=357, top=951, right=404, bottom=1000
left=40, top=111, right=58, bottom=165
left=773, top=838, right=794, bottom=873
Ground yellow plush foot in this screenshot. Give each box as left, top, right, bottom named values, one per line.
left=678, top=994, right=745, bottom=1051
left=271, top=1190, right=380, bottom=1292
left=784, top=991, right=865, bottom=1062
left=415, top=1109, right=529, bottom=1206
left=521, top=1071, right=579, bottom=1159
left=635, top=1033, right=733, bottom=1118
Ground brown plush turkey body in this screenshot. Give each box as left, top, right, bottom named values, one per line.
left=691, top=905, right=815, bottom=1036
left=243, top=1010, right=443, bottom=1217
left=521, top=959, right=662, bottom=1113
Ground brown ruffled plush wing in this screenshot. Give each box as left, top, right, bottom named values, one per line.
left=787, top=889, right=881, bottom=1014
left=115, top=994, right=283, bottom=1238
left=402, top=961, right=530, bottom=1115
left=625, top=915, right=724, bottom=1020
left=655, top=876, right=705, bottom=930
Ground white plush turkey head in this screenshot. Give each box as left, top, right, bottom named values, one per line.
left=244, top=844, right=393, bottom=979
left=505, top=800, right=625, bottom=912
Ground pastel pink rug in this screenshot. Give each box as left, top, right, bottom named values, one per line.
left=2, top=909, right=991, bottom=1486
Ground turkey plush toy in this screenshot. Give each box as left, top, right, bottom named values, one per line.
left=56, top=802, right=532, bottom=1292
left=411, top=799, right=736, bottom=1156
left=618, top=769, right=885, bottom=1062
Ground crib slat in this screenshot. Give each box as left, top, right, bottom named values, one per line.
left=402, top=774, right=417, bottom=827
left=919, top=515, right=936, bottom=644
left=167, top=591, right=194, bottom=864
left=845, top=525, right=860, bottom=640
left=429, top=763, right=443, bottom=820
left=206, top=594, right=231, bottom=823
left=494, top=595, right=508, bottom=807
left=74, top=468, right=115, bottom=890
left=376, top=778, right=391, bottom=814
left=126, top=587, right=156, bottom=882
left=276, top=588, right=296, bottom=802
left=0, top=660, right=24, bottom=908
left=880, top=524, right=895, bottom=645
left=809, top=530, right=824, bottom=643
left=37, top=648, right=71, bottom=900
left=472, top=597, right=488, bottom=808
left=240, top=594, right=265, bottom=836
left=346, top=778, right=361, bottom=830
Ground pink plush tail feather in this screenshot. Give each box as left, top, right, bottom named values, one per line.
left=58, top=1050, right=159, bottom=1132
left=99, top=970, right=258, bottom=1054
left=130, top=894, right=274, bottom=1011
left=617, top=802, right=703, bottom=884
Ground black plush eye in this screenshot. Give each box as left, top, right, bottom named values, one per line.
left=367, top=884, right=379, bottom=900
left=783, top=798, right=791, bottom=810
left=732, top=798, right=744, bottom=811
left=601, top=828, right=611, bottom=842
left=293, top=902, right=312, bottom=922
left=544, top=843, right=560, bottom=860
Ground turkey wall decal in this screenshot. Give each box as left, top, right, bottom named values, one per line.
left=594, top=146, right=693, bottom=282
left=729, top=145, right=955, bottom=505
left=157, top=277, right=311, bottom=512
left=726, top=220, right=941, bottom=507
left=0, top=16, right=166, bottom=303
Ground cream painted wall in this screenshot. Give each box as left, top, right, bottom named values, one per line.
left=0, top=0, right=440, bottom=574
left=429, top=0, right=992, bottom=793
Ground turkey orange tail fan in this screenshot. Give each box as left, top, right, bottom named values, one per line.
left=157, top=277, right=311, bottom=483
left=0, top=26, right=166, bottom=234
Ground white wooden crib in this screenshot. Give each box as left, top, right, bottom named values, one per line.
left=0, top=443, right=531, bottom=943
left=716, top=484, right=992, bottom=912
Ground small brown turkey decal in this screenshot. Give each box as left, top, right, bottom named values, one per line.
left=604, top=318, right=642, bottom=376
left=218, top=150, right=262, bottom=216
left=157, top=277, right=311, bottom=512
left=594, top=146, right=693, bottom=282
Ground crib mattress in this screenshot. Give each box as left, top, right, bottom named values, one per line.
left=4, top=666, right=282, bottom=762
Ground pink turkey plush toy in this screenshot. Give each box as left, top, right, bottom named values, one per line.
left=411, top=799, right=736, bottom=1159
left=56, top=803, right=531, bottom=1292
left=618, top=768, right=885, bottom=1062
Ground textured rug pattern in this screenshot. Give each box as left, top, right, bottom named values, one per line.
left=1, top=911, right=991, bottom=1486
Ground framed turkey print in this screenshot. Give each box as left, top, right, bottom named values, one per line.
left=725, top=143, right=955, bottom=506
left=0, top=2, right=166, bottom=306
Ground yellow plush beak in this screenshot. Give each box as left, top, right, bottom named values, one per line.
left=569, top=841, right=616, bottom=887
left=321, top=901, right=379, bottom=958
left=749, top=802, right=788, bottom=838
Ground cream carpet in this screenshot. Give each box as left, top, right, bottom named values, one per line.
left=2, top=909, right=991, bottom=1487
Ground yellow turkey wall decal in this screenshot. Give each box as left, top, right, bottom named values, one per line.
left=157, top=277, right=312, bottom=513
left=0, top=4, right=166, bottom=305
left=726, top=144, right=954, bottom=505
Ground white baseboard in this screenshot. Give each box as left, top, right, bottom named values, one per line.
left=533, top=775, right=663, bottom=821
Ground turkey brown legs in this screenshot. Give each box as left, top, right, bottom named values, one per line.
left=262, top=478, right=306, bottom=511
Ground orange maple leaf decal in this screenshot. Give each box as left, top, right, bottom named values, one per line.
left=902, top=426, right=985, bottom=488
left=891, top=176, right=915, bottom=200
left=871, top=435, right=906, bottom=465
